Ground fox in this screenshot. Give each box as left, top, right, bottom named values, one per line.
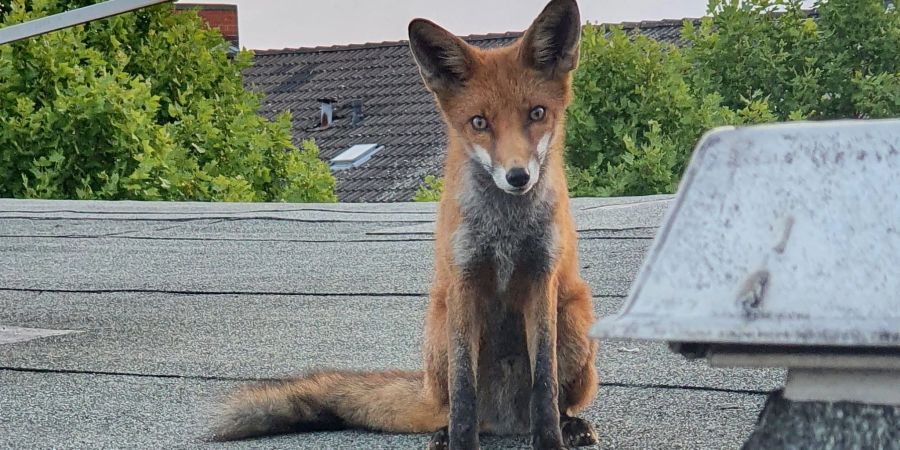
left=210, top=0, right=599, bottom=448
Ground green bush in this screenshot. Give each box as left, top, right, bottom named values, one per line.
left=566, top=0, right=900, bottom=197
left=565, top=24, right=777, bottom=197
left=0, top=0, right=336, bottom=202
left=684, top=0, right=900, bottom=120
left=413, top=174, right=444, bottom=202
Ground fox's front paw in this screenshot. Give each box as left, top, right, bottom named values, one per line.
left=561, top=416, right=598, bottom=447
left=427, top=427, right=449, bottom=450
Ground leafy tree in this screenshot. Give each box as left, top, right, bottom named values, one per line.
left=0, top=0, right=336, bottom=202
left=684, top=0, right=900, bottom=119
left=565, top=24, right=776, bottom=196
left=566, top=0, right=900, bottom=197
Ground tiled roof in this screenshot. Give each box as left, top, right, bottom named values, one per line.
left=244, top=20, right=695, bottom=202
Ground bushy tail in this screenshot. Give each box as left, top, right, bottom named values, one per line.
left=211, top=370, right=448, bottom=441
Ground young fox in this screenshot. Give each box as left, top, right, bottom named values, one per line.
left=211, top=0, right=598, bottom=448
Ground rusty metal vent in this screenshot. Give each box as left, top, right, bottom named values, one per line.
left=591, top=119, right=900, bottom=348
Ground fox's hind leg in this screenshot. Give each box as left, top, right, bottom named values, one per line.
left=555, top=275, right=599, bottom=447
left=423, top=284, right=450, bottom=410
left=556, top=275, right=598, bottom=413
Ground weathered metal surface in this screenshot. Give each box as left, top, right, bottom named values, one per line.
left=0, top=0, right=172, bottom=45
left=784, top=368, right=900, bottom=405
left=707, top=346, right=900, bottom=371
left=591, top=119, right=900, bottom=347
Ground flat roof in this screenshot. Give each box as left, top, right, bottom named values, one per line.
left=0, top=196, right=784, bottom=449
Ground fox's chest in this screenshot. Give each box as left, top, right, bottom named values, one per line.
left=452, top=186, right=558, bottom=290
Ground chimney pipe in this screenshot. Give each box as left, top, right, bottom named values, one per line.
left=318, top=98, right=334, bottom=128
left=350, top=99, right=364, bottom=126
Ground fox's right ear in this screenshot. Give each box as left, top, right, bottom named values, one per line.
left=408, top=19, right=475, bottom=95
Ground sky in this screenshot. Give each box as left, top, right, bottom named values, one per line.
left=175, top=0, right=721, bottom=50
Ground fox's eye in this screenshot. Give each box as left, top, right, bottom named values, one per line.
left=529, top=106, right=546, bottom=121
left=471, top=116, right=488, bottom=131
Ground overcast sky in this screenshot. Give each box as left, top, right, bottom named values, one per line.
left=176, top=0, right=725, bottom=50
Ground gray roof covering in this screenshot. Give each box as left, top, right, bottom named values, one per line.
left=0, top=196, right=785, bottom=448
left=244, top=19, right=693, bottom=202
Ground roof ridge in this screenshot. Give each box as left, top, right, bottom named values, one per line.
left=252, top=31, right=524, bottom=56
left=251, top=7, right=821, bottom=56
left=251, top=17, right=703, bottom=55
left=612, top=17, right=700, bottom=29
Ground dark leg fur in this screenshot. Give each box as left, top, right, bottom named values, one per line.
left=447, top=284, right=480, bottom=449
left=526, top=279, right=564, bottom=450
left=530, top=334, right=564, bottom=449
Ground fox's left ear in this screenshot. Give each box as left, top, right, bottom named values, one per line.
left=519, top=0, right=581, bottom=77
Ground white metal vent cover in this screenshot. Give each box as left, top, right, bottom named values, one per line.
left=591, top=118, right=900, bottom=348
left=330, top=143, right=383, bottom=171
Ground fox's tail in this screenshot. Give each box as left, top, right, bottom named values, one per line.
left=210, top=370, right=448, bottom=441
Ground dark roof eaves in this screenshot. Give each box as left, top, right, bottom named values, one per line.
left=608, top=18, right=699, bottom=29
left=248, top=16, right=713, bottom=56
left=252, top=31, right=524, bottom=56
left=248, top=9, right=823, bottom=57
left=175, top=3, right=237, bottom=11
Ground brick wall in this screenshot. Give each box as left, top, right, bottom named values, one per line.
left=175, top=4, right=239, bottom=47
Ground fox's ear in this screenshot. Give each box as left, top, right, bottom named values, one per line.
left=408, top=19, right=475, bottom=94
left=519, top=0, right=581, bottom=77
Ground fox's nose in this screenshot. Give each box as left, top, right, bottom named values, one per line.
left=506, top=167, right=530, bottom=188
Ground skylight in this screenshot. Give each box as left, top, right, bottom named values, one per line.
left=330, top=143, right=382, bottom=171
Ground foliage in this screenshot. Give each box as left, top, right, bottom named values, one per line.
left=684, top=0, right=900, bottom=119
left=0, top=0, right=336, bottom=202
left=413, top=174, right=444, bottom=202
left=565, top=24, right=777, bottom=196
left=566, top=0, right=900, bottom=197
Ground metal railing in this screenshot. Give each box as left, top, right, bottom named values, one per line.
left=0, top=0, right=172, bottom=45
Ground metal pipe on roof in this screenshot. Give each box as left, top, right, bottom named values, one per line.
left=0, top=0, right=173, bottom=45
left=317, top=98, right=335, bottom=129
left=350, top=99, right=364, bottom=126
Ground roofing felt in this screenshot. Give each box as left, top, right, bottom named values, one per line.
left=0, top=195, right=785, bottom=449
left=243, top=19, right=695, bottom=202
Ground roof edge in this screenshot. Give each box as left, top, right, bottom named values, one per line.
left=252, top=31, right=524, bottom=56
left=251, top=18, right=703, bottom=56
left=250, top=7, right=822, bottom=56
left=175, top=3, right=237, bottom=11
